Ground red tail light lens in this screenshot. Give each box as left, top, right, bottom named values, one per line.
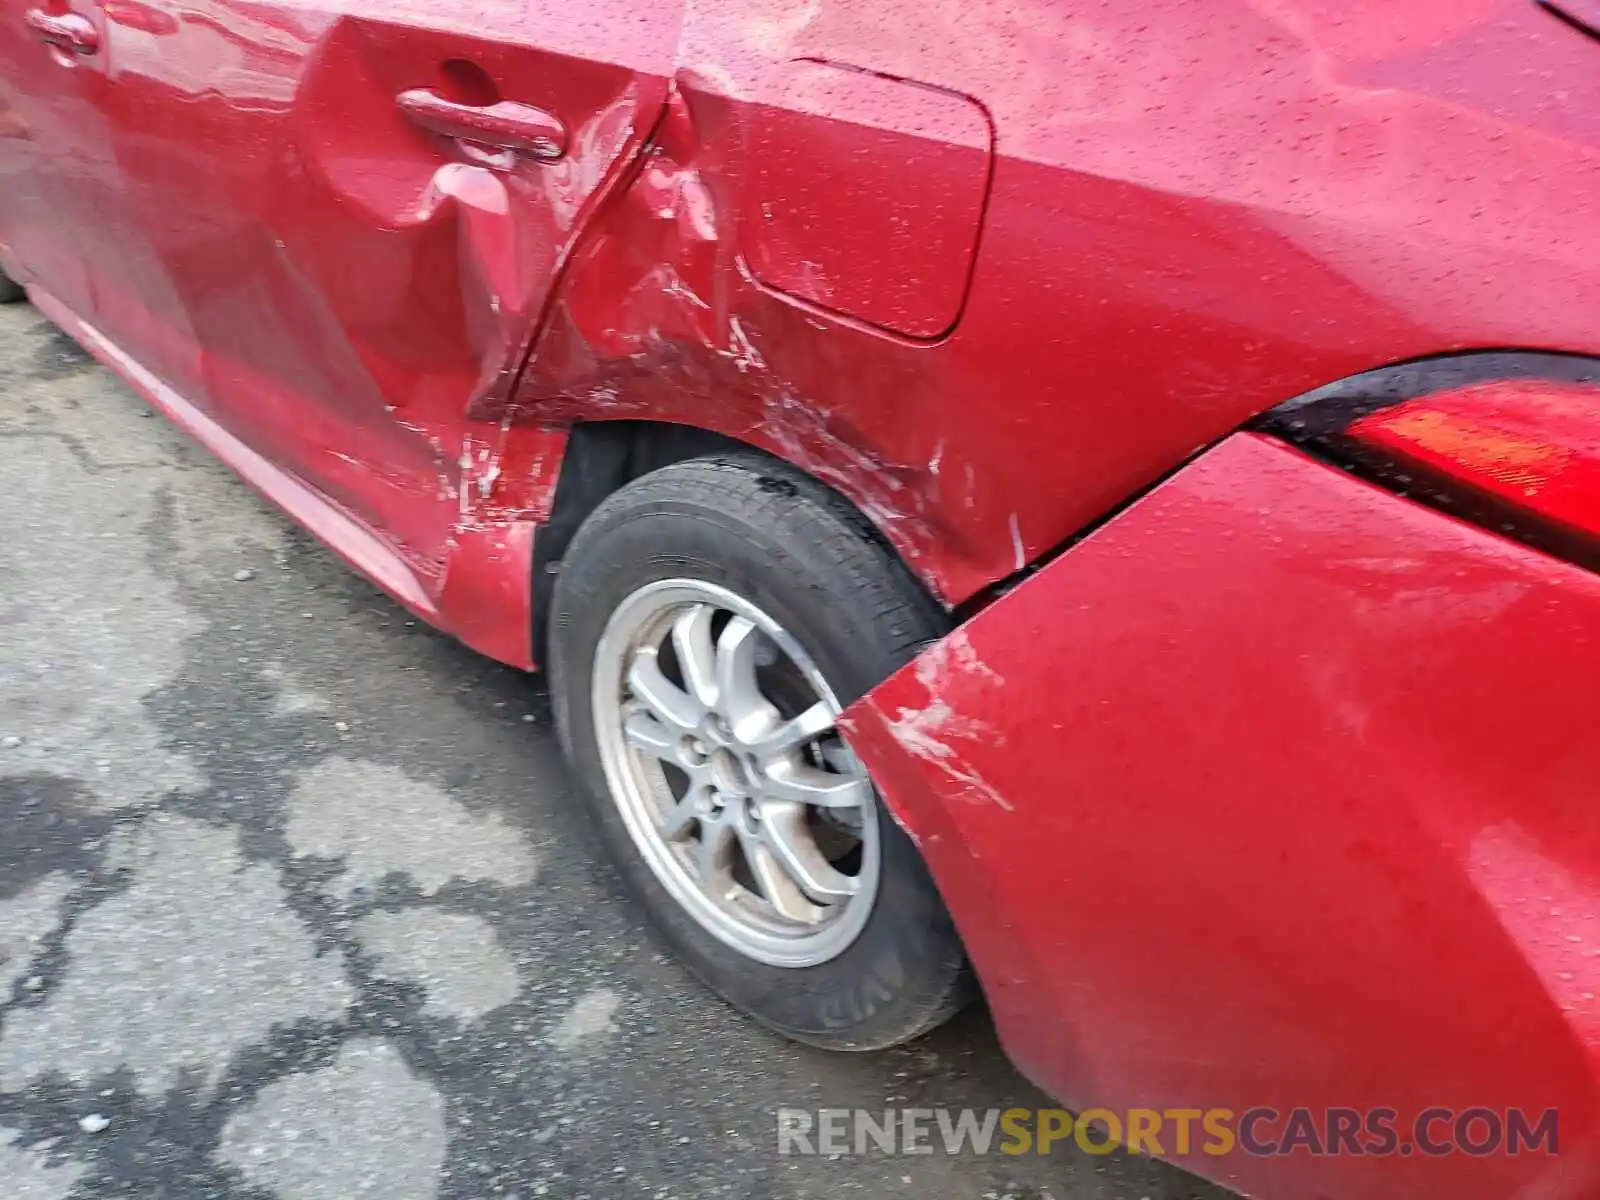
left=1263, top=363, right=1600, bottom=570
left=1350, top=379, right=1600, bottom=542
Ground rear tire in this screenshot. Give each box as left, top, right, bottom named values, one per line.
left=549, top=451, right=974, bottom=1049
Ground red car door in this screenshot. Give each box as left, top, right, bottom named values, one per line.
left=0, top=0, right=112, bottom=318
left=83, top=0, right=680, bottom=577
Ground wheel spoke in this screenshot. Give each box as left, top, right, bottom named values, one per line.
left=740, top=830, right=821, bottom=923
left=761, top=756, right=871, bottom=809
left=748, top=701, right=834, bottom=760
left=695, top=817, right=736, bottom=884
left=759, top=802, right=858, bottom=904
left=671, top=605, right=719, bottom=709
left=714, top=616, right=776, bottom=737
left=658, top=786, right=704, bottom=841
left=627, top=650, right=700, bottom=734
left=623, top=709, right=680, bottom=763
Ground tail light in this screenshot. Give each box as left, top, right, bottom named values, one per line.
left=1261, top=357, right=1600, bottom=571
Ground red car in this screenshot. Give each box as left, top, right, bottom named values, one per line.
left=5, top=0, right=1600, bottom=1194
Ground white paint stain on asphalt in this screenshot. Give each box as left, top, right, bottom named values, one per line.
left=0, top=817, right=351, bottom=1097
left=550, top=988, right=620, bottom=1051
left=217, top=1038, right=446, bottom=1200
left=286, top=757, right=538, bottom=899
left=260, top=662, right=333, bottom=716
left=356, top=908, right=521, bottom=1023
left=0, top=434, right=204, bottom=810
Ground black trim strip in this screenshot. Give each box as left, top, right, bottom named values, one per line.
left=1538, top=0, right=1600, bottom=42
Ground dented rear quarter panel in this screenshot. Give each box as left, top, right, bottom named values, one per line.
left=517, top=0, right=1600, bottom=607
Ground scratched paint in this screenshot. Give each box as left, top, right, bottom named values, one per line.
left=880, top=631, right=1011, bottom=812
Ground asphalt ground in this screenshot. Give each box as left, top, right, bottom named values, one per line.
left=0, top=299, right=1227, bottom=1200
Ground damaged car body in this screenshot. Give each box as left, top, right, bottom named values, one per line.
left=6, top=0, right=1600, bottom=1195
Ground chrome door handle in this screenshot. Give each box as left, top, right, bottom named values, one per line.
left=24, top=8, right=100, bottom=55
left=396, top=88, right=567, bottom=161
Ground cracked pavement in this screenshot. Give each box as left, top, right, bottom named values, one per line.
left=0, top=302, right=1226, bottom=1200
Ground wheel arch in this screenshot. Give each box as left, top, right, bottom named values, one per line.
left=529, top=419, right=946, bottom=666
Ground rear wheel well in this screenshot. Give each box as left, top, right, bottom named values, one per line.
left=531, top=420, right=936, bottom=665
left=532, top=422, right=754, bottom=664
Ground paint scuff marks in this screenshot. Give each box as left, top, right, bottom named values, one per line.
left=883, top=630, right=1011, bottom=811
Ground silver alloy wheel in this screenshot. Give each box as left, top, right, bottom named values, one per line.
left=591, top=579, right=881, bottom=968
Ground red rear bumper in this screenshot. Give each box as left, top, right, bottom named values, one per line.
left=842, top=432, right=1600, bottom=1199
